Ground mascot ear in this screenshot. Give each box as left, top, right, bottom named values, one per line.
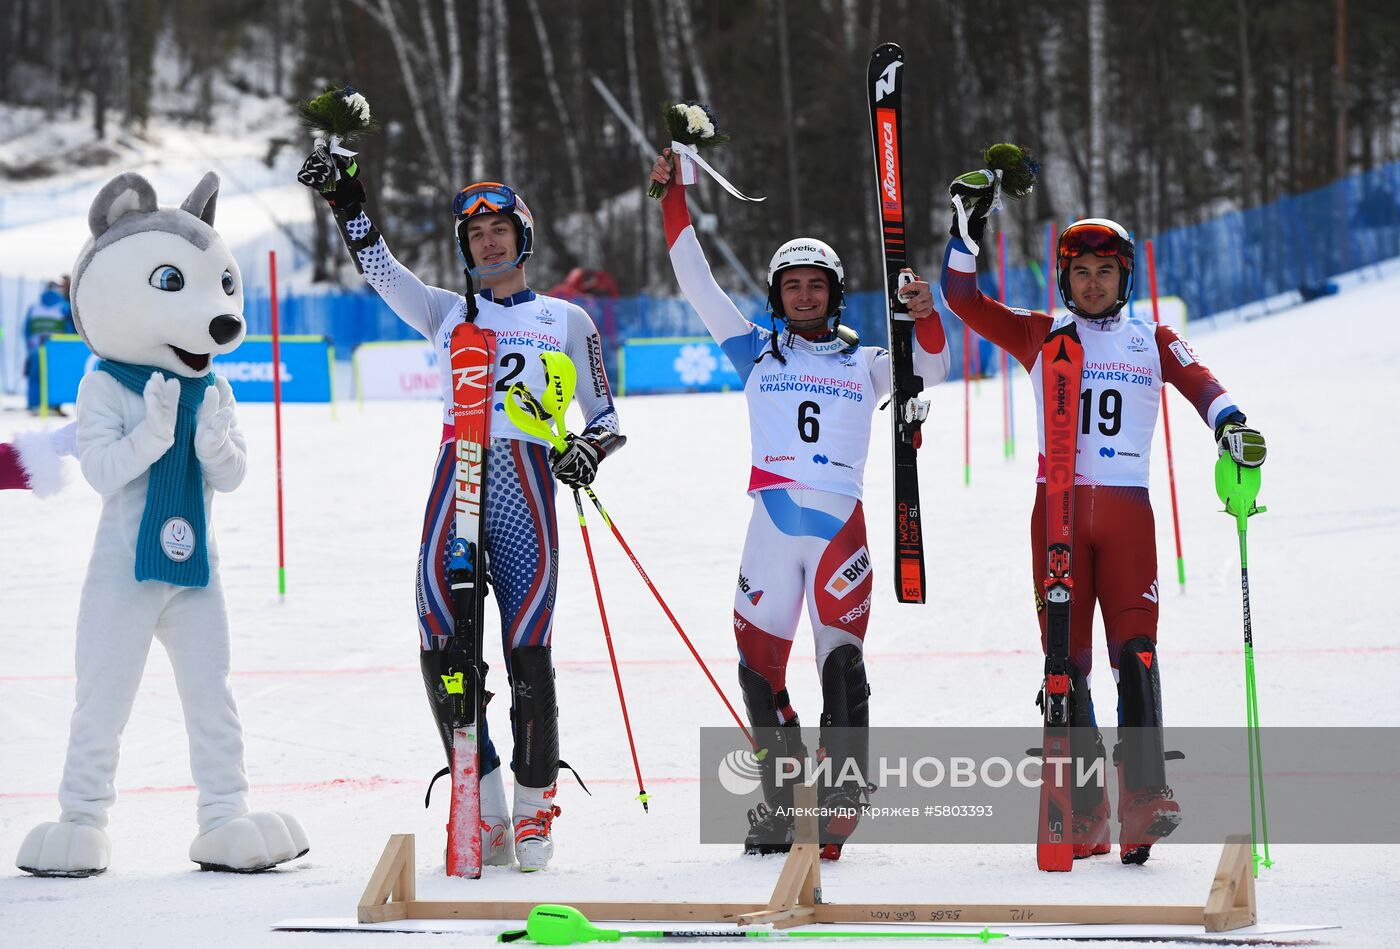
left=88, top=172, right=158, bottom=239
left=181, top=172, right=220, bottom=227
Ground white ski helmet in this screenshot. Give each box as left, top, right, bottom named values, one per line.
left=766, top=238, right=845, bottom=322
left=1056, top=217, right=1135, bottom=318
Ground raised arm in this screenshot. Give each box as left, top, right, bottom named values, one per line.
left=298, top=144, right=460, bottom=341
left=940, top=237, right=1050, bottom=371
left=652, top=153, right=763, bottom=379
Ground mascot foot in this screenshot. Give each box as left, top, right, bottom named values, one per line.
left=190, top=811, right=309, bottom=873
left=16, top=821, right=110, bottom=878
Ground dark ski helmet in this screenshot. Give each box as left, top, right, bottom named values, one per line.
left=1056, top=217, right=1134, bottom=318
left=453, top=181, right=534, bottom=276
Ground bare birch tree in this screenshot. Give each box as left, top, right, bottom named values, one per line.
left=524, top=0, right=594, bottom=264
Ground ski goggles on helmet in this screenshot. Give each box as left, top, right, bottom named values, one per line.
left=1057, top=221, right=1134, bottom=269
left=453, top=182, right=517, bottom=219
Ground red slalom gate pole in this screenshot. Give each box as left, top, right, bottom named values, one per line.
left=582, top=487, right=756, bottom=751
left=962, top=319, right=971, bottom=486
left=571, top=490, right=649, bottom=812
left=1047, top=222, right=1058, bottom=316
left=1146, top=240, right=1186, bottom=589
left=998, top=230, right=1013, bottom=460
left=269, top=251, right=287, bottom=598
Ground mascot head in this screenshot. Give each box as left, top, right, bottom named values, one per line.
left=71, top=172, right=245, bottom=376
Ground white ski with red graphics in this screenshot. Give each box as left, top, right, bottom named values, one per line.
left=444, top=321, right=496, bottom=878
left=867, top=42, right=928, bottom=604
left=1037, top=321, right=1084, bottom=872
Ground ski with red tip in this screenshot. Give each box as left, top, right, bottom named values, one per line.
left=1037, top=321, right=1083, bottom=872
left=445, top=321, right=495, bottom=878
left=867, top=41, right=927, bottom=604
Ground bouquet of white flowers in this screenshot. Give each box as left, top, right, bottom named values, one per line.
left=648, top=100, right=731, bottom=200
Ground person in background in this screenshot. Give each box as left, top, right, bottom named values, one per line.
left=25, top=276, right=74, bottom=415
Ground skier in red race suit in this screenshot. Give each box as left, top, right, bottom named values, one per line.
left=940, top=173, right=1267, bottom=865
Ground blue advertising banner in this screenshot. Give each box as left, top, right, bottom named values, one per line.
left=40, top=335, right=333, bottom=405
left=213, top=337, right=333, bottom=403
left=619, top=337, right=742, bottom=396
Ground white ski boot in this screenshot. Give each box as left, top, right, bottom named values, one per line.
left=481, top=767, right=514, bottom=867
left=512, top=782, right=559, bottom=872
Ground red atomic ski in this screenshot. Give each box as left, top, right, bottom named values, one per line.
left=1037, top=321, right=1083, bottom=872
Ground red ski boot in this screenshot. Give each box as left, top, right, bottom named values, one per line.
left=1072, top=798, right=1112, bottom=859
left=1119, top=787, right=1181, bottom=865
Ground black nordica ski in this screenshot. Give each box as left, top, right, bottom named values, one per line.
left=444, top=321, right=496, bottom=878
left=867, top=42, right=928, bottom=605
left=1037, top=321, right=1084, bottom=872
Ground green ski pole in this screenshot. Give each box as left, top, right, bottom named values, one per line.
left=1214, top=453, right=1272, bottom=874
left=500, top=904, right=1008, bottom=944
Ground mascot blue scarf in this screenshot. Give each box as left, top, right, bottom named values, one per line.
left=98, top=361, right=214, bottom=587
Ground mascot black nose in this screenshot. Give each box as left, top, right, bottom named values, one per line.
left=209, top=314, right=243, bottom=345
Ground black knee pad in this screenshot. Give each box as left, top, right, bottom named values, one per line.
left=1115, top=637, right=1167, bottom=789
left=738, top=664, right=806, bottom=807
left=819, top=645, right=870, bottom=730
left=509, top=645, right=559, bottom=788
left=1066, top=663, right=1108, bottom=811
left=420, top=647, right=493, bottom=768
left=819, top=645, right=871, bottom=786
left=739, top=663, right=790, bottom=729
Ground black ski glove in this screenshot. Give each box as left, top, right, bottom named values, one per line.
left=948, top=169, right=999, bottom=249
left=551, top=434, right=604, bottom=488
left=297, top=140, right=366, bottom=216
left=1215, top=413, right=1266, bottom=468
left=550, top=430, right=626, bottom=488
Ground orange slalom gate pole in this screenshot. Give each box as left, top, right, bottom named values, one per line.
left=1146, top=240, right=1186, bottom=589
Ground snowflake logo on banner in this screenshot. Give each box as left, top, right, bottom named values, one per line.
left=673, top=343, right=718, bottom=386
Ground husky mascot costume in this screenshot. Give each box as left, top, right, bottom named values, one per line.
left=16, top=172, right=308, bottom=877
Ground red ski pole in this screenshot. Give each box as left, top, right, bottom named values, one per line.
left=571, top=488, right=650, bottom=812
left=583, top=487, right=756, bottom=750
left=1146, top=240, right=1186, bottom=589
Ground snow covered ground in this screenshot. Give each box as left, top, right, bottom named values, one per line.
left=2, top=268, right=1397, bottom=947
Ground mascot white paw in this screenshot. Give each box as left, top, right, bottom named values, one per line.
left=15, top=822, right=110, bottom=878
left=189, top=812, right=310, bottom=872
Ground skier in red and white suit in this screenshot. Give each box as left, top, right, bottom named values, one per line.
left=940, top=182, right=1267, bottom=864
left=651, top=150, right=950, bottom=860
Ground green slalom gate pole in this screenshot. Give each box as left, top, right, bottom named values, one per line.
left=1215, top=453, right=1272, bottom=875
left=500, top=905, right=1008, bottom=944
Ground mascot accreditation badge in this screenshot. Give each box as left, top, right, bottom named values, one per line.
left=160, top=516, right=196, bottom=562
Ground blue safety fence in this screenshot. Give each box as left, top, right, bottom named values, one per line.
left=986, top=159, right=1400, bottom=325
left=9, top=159, right=1397, bottom=398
